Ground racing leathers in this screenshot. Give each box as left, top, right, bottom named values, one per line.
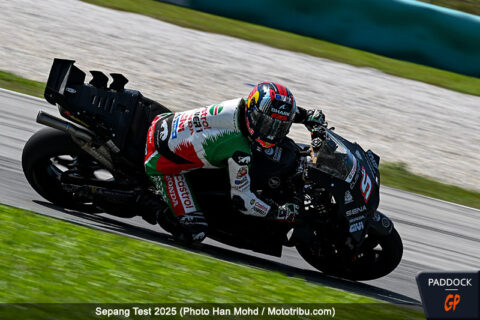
left=144, top=98, right=318, bottom=239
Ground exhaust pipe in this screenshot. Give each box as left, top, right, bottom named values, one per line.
left=36, top=111, right=115, bottom=171
left=36, top=111, right=93, bottom=142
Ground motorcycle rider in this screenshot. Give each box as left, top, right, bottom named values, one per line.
left=142, top=82, right=325, bottom=242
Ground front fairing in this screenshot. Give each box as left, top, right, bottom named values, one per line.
left=310, top=130, right=381, bottom=243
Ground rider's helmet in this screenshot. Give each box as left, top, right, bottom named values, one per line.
left=245, top=82, right=297, bottom=148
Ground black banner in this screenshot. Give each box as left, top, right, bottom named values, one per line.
left=417, top=271, right=480, bottom=320
left=0, top=303, right=423, bottom=320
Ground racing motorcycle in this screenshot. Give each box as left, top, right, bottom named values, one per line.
left=22, top=59, right=402, bottom=281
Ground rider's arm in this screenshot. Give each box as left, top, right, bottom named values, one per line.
left=294, top=106, right=325, bottom=126
left=293, top=106, right=308, bottom=123
left=228, top=152, right=300, bottom=222
left=227, top=151, right=273, bottom=218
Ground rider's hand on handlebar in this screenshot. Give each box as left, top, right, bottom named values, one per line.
left=305, top=109, right=326, bottom=128
left=275, top=203, right=300, bottom=223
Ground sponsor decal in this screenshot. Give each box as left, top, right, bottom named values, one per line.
left=253, top=201, right=269, bottom=216
left=148, top=116, right=161, bottom=146
left=417, top=271, right=479, bottom=320
left=235, top=177, right=248, bottom=185
left=164, top=175, right=180, bottom=210
left=237, top=182, right=249, bottom=192
left=346, top=205, right=367, bottom=216
left=237, top=167, right=247, bottom=178
left=273, top=147, right=283, bottom=162
left=208, top=104, right=224, bottom=115
left=345, top=156, right=357, bottom=183
left=256, top=138, right=275, bottom=148
left=275, top=94, right=292, bottom=104
left=176, top=109, right=211, bottom=136
left=349, top=168, right=360, bottom=190
left=237, top=156, right=251, bottom=165
left=349, top=221, right=364, bottom=232
left=360, top=167, right=372, bottom=203
left=381, top=217, right=391, bottom=228
left=271, top=108, right=290, bottom=116
left=344, top=190, right=353, bottom=204
left=271, top=113, right=287, bottom=121
left=171, top=117, right=179, bottom=139
left=159, top=120, right=169, bottom=141
left=348, top=215, right=365, bottom=223
left=264, top=147, right=274, bottom=156
left=268, top=176, right=281, bottom=189
left=173, top=175, right=195, bottom=212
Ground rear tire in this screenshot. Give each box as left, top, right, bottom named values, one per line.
left=22, top=127, right=97, bottom=211
left=296, top=228, right=403, bottom=281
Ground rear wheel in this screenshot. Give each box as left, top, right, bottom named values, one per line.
left=296, top=228, right=403, bottom=280
left=22, top=128, right=110, bottom=212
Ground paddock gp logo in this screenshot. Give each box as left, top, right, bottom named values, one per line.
left=416, top=271, right=479, bottom=319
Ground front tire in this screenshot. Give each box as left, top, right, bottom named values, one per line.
left=296, top=228, right=403, bottom=281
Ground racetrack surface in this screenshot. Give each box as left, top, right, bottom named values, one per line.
left=1, top=89, right=479, bottom=304
left=1, top=0, right=480, bottom=192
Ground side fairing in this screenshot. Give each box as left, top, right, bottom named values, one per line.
left=324, top=132, right=381, bottom=243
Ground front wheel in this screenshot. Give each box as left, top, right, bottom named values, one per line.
left=296, top=228, right=403, bottom=281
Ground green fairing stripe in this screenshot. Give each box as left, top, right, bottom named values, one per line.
left=145, top=153, right=161, bottom=176
left=202, top=131, right=250, bottom=167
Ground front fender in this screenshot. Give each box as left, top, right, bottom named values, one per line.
left=368, top=210, right=393, bottom=237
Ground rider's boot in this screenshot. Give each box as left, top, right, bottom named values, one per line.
left=177, top=211, right=208, bottom=243
left=135, top=192, right=168, bottom=225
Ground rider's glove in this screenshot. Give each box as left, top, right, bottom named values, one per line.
left=275, top=203, right=300, bottom=223
left=305, top=109, right=326, bottom=127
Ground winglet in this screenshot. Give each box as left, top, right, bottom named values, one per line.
left=110, top=73, right=128, bottom=91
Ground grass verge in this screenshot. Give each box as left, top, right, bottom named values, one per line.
left=380, top=162, right=480, bottom=210
left=0, top=70, right=44, bottom=98
left=0, top=203, right=373, bottom=303
left=81, top=0, right=480, bottom=96
left=0, top=204, right=424, bottom=319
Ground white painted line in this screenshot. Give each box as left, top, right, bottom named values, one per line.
left=0, top=87, right=46, bottom=103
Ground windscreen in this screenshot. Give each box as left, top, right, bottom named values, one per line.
left=312, top=130, right=357, bottom=182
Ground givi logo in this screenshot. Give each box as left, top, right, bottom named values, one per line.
left=417, top=271, right=479, bottom=320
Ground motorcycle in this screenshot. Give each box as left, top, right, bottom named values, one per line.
left=22, top=59, right=402, bottom=281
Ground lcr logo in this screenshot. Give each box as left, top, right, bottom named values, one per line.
left=444, top=294, right=460, bottom=312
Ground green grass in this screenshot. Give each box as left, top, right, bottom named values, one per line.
left=0, top=70, right=44, bottom=98
left=380, top=162, right=480, bottom=209
left=81, top=0, right=480, bottom=96
left=0, top=204, right=423, bottom=319
left=419, top=0, right=480, bottom=16
left=0, top=204, right=424, bottom=319
left=0, top=203, right=372, bottom=303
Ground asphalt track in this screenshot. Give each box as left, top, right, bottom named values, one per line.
left=1, top=88, right=479, bottom=304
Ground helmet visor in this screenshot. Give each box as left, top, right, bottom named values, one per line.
left=251, top=108, right=292, bottom=142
